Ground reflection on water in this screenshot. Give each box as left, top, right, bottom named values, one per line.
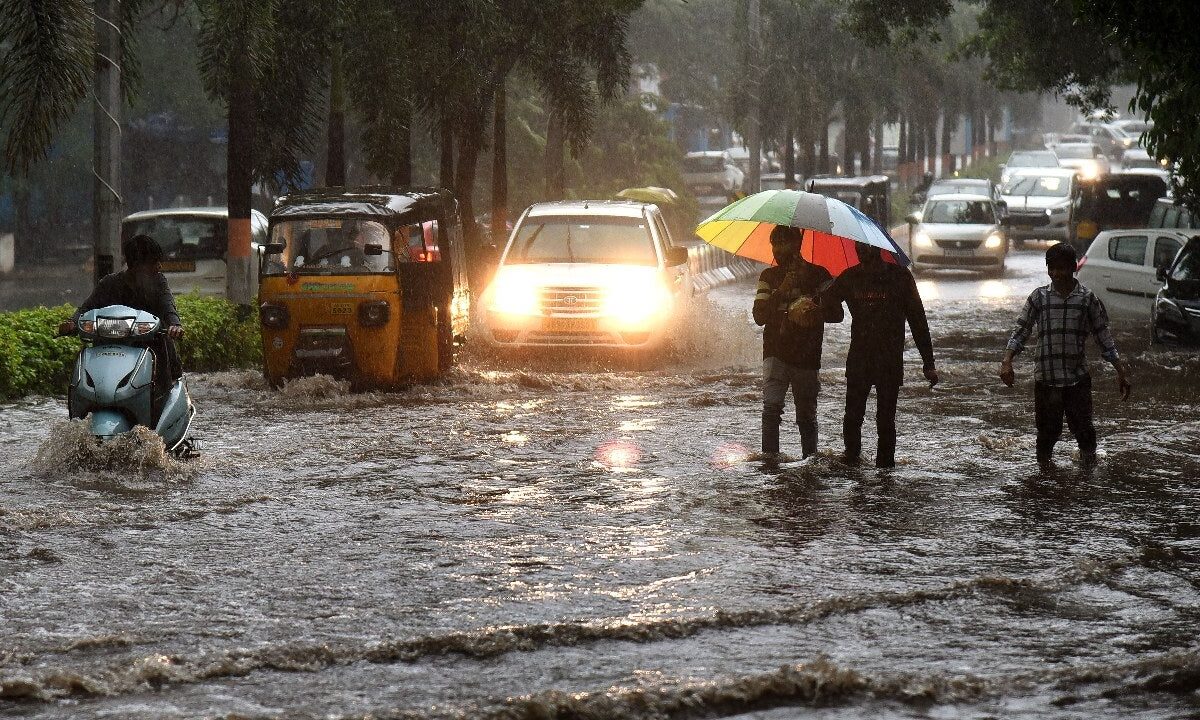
left=2, top=254, right=1197, bottom=718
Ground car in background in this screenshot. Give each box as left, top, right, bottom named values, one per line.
left=926, top=177, right=1005, bottom=206
left=759, top=172, right=793, bottom=191
left=1000, top=168, right=1081, bottom=246
left=1001, top=150, right=1060, bottom=184
left=906, top=194, right=1008, bottom=275
left=1121, top=148, right=1161, bottom=170
left=1088, top=124, right=1137, bottom=158
left=1152, top=235, right=1200, bottom=344
left=681, top=151, right=744, bottom=200
left=1077, top=228, right=1188, bottom=321
left=1148, top=198, right=1200, bottom=230
left=1072, top=172, right=1168, bottom=253
left=481, top=200, right=692, bottom=352
left=1052, top=142, right=1111, bottom=180
left=1043, top=132, right=1091, bottom=149
left=121, top=207, right=268, bottom=297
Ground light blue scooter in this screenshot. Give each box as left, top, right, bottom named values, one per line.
left=67, top=305, right=197, bottom=456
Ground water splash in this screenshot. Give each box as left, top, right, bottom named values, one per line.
left=30, top=420, right=196, bottom=484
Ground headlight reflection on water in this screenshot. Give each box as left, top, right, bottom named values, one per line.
left=711, top=442, right=751, bottom=468
left=595, top=440, right=642, bottom=469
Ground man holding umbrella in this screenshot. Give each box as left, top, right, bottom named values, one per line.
left=824, top=245, right=939, bottom=468
left=753, top=225, right=843, bottom=459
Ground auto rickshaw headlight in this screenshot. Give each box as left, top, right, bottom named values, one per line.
left=358, top=300, right=390, bottom=327
left=260, top=303, right=290, bottom=329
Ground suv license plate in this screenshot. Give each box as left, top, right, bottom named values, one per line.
left=945, top=248, right=974, bottom=256
left=544, top=317, right=597, bottom=333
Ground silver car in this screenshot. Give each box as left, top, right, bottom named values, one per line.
left=907, top=194, right=1008, bottom=275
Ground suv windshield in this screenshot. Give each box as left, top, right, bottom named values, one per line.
left=1003, top=175, right=1070, bottom=197
left=122, top=215, right=226, bottom=260
left=507, top=215, right=656, bottom=265
left=264, top=218, right=397, bottom=274
left=1008, top=152, right=1058, bottom=167
left=683, top=156, right=724, bottom=173
left=924, top=200, right=996, bottom=224
left=1171, top=244, right=1200, bottom=282
left=1055, top=144, right=1095, bottom=159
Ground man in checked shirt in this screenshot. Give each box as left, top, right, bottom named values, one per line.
left=1000, top=242, right=1132, bottom=466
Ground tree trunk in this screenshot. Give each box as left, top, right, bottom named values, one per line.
left=325, top=43, right=346, bottom=186
left=871, top=117, right=883, bottom=174
left=940, top=110, right=953, bottom=176
left=93, top=0, right=122, bottom=283
left=389, top=99, right=412, bottom=186
left=783, top=124, right=796, bottom=188
left=439, top=106, right=454, bottom=189
left=13, top=182, right=33, bottom=267
left=544, top=106, right=565, bottom=200
left=818, top=120, right=829, bottom=174
left=925, top=121, right=936, bottom=176
left=491, top=78, right=508, bottom=242
left=225, top=49, right=255, bottom=306
left=916, top=119, right=927, bottom=176
left=898, top=116, right=908, bottom=185
left=799, top=123, right=814, bottom=179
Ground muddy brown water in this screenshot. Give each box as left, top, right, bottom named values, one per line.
left=2, top=250, right=1197, bottom=719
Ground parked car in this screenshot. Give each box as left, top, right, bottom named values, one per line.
left=681, top=151, right=744, bottom=200
left=1000, top=168, right=1081, bottom=246
left=1148, top=198, right=1200, bottom=230
left=1072, top=172, right=1168, bottom=253
left=1077, top=229, right=1188, bottom=321
left=906, top=194, right=1008, bottom=275
left=759, top=172, right=794, bottom=191
left=1000, top=150, right=1059, bottom=185
left=1052, top=142, right=1111, bottom=180
left=121, top=207, right=268, bottom=298
left=1152, top=235, right=1200, bottom=344
left=481, top=200, right=692, bottom=352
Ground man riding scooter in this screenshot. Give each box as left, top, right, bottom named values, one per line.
left=59, top=234, right=186, bottom=406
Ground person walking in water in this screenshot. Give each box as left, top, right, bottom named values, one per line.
left=1000, top=242, right=1131, bottom=466
left=753, top=225, right=843, bottom=459
left=823, top=244, right=938, bottom=468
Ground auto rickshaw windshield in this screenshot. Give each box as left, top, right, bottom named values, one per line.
left=264, top=218, right=443, bottom=275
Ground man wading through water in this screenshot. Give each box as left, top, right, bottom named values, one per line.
left=824, top=244, right=938, bottom=468
left=753, top=225, right=843, bottom=459
left=1000, top=242, right=1131, bottom=466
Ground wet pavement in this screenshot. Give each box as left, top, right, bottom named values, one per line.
left=2, top=248, right=1198, bottom=719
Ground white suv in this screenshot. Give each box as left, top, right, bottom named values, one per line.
left=481, top=201, right=692, bottom=350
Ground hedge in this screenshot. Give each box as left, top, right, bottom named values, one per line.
left=0, top=295, right=261, bottom=400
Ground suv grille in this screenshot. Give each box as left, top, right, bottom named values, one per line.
left=541, top=287, right=603, bottom=315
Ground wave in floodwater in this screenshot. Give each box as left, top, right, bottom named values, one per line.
left=0, top=553, right=1145, bottom=703
left=29, top=420, right=198, bottom=487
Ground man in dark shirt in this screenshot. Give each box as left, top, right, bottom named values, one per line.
left=824, top=244, right=938, bottom=468
left=752, top=225, right=843, bottom=458
left=59, top=235, right=185, bottom=386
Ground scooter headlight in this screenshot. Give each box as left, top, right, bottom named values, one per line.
left=132, top=321, right=156, bottom=335
left=95, top=317, right=133, bottom=338
left=80, top=320, right=96, bottom=335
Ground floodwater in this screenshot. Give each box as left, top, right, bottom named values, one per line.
left=2, top=249, right=1198, bottom=719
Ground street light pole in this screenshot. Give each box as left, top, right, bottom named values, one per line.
left=93, top=0, right=122, bottom=284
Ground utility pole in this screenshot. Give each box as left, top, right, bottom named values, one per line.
left=745, top=0, right=762, bottom=195
left=93, top=0, right=122, bottom=284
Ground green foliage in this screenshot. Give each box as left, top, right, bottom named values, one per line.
left=957, top=155, right=1004, bottom=184
left=0, top=296, right=260, bottom=400
left=0, top=304, right=81, bottom=399
left=173, top=294, right=262, bottom=372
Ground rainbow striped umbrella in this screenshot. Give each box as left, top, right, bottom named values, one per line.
left=695, top=189, right=909, bottom=276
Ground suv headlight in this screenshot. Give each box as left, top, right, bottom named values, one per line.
left=913, top=231, right=933, bottom=248
left=487, top=271, right=540, bottom=316
left=984, top=233, right=1004, bottom=249
left=603, top=278, right=671, bottom=326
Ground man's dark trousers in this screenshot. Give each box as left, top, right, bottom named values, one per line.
left=843, top=379, right=900, bottom=467
left=1034, top=377, right=1096, bottom=461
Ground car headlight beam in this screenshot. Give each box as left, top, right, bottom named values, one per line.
left=984, top=233, right=1004, bottom=249
left=488, top=273, right=541, bottom=316
left=603, top=279, right=671, bottom=327
left=913, top=231, right=933, bottom=249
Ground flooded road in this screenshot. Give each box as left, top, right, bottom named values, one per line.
left=2, top=249, right=1198, bottom=719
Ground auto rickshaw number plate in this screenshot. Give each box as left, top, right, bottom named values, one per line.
left=331, top=302, right=354, bottom=316
left=543, top=317, right=597, bottom=332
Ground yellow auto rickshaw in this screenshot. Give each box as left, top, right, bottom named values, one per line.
left=258, top=187, right=470, bottom=388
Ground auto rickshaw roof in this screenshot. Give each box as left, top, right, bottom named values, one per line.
left=271, top=186, right=456, bottom=220
left=805, top=175, right=890, bottom=189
